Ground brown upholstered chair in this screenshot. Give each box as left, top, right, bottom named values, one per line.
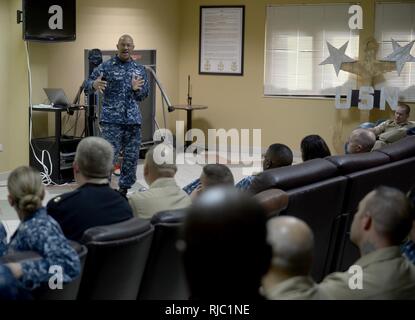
left=78, top=218, right=154, bottom=300
left=137, top=209, right=189, bottom=300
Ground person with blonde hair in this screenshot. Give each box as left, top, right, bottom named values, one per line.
left=0, top=166, right=80, bottom=290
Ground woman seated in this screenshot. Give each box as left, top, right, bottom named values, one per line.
left=0, top=166, right=80, bottom=290
left=301, top=135, right=331, bottom=162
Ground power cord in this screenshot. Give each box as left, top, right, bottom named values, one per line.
left=26, top=41, right=56, bottom=186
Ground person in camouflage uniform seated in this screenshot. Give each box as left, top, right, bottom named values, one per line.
left=0, top=166, right=80, bottom=291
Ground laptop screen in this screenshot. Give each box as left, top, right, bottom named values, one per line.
left=43, top=88, right=71, bottom=107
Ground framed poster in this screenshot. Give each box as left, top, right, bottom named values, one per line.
left=199, top=6, right=245, bottom=76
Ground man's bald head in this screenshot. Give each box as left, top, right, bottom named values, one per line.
left=347, top=128, right=376, bottom=154
left=118, top=34, right=134, bottom=43
left=267, top=216, right=314, bottom=275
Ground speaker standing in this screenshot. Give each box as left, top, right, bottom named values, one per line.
left=84, top=34, right=150, bottom=196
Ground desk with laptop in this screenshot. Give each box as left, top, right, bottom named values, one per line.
left=29, top=88, right=85, bottom=184
left=32, top=88, right=84, bottom=111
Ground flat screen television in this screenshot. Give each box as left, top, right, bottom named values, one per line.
left=23, top=0, right=76, bottom=42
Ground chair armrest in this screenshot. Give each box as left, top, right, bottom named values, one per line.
left=254, top=189, right=289, bottom=219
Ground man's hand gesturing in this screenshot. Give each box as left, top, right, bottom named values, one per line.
left=93, top=73, right=107, bottom=94
left=132, top=75, right=145, bottom=92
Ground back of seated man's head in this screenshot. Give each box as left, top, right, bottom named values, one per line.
left=200, top=164, right=234, bottom=189
left=263, top=143, right=293, bottom=170
left=266, top=216, right=314, bottom=277
left=347, top=128, right=376, bottom=154
left=181, top=187, right=271, bottom=299
left=144, top=144, right=177, bottom=184
left=351, top=186, right=412, bottom=250
left=74, top=137, right=114, bottom=179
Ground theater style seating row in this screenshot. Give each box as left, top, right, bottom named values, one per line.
left=249, top=136, right=415, bottom=282
left=0, top=210, right=189, bottom=300
left=5, top=135, right=412, bottom=298
left=0, top=188, right=289, bottom=300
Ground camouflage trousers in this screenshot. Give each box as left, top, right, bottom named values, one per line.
left=101, top=123, right=141, bottom=189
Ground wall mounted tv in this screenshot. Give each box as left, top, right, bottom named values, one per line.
left=23, top=0, right=76, bottom=42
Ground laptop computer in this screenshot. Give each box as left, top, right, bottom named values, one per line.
left=43, top=88, right=71, bottom=107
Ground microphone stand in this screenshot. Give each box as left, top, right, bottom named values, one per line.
left=187, top=75, right=192, bottom=106
left=144, top=65, right=175, bottom=145
left=144, top=65, right=174, bottom=112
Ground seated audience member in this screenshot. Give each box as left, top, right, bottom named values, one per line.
left=0, top=166, right=80, bottom=290
left=402, top=186, right=415, bottom=264
left=236, top=143, right=293, bottom=190
left=370, top=103, right=415, bottom=150
left=346, top=128, right=376, bottom=154
left=47, top=137, right=133, bottom=241
left=300, top=135, right=331, bottom=162
left=184, top=144, right=293, bottom=194
left=263, top=216, right=328, bottom=300
left=320, top=186, right=415, bottom=299
left=187, top=164, right=235, bottom=199
left=129, top=145, right=191, bottom=218
left=180, top=187, right=271, bottom=299
left=0, top=264, right=31, bottom=300
left=183, top=164, right=234, bottom=195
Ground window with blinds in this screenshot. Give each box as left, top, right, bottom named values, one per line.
left=264, top=4, right=359, bottom=97
left=375, top=2, right=415, bottom=102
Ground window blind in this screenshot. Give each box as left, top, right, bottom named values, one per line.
left=264, top=4, right=359, bottom=97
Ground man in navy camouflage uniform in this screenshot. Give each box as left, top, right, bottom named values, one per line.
left=85, top=34, right=150, bottom=196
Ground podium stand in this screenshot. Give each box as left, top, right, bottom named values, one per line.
left=29, top=105, right=85, bottom=184
left=172, top=105, right=208, bottom=147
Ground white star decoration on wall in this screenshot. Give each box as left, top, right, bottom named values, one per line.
left=321, top=39, right=415, bottom=77
left=319, top=41, right=355, bottom=76
left=381, top=39, right=415, bottom=76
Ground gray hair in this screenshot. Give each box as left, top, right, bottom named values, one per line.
left=145, top=144, right=177, bottom=177
left=267, top=216, right=314, bottom=275
left=350, top=129, right=376, bottom=152
left=75, top=137, right=114, bottom=178
left=8, top=166, right=44, bottom=215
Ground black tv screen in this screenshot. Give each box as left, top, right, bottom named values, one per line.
left=23, top=0, right=76, bottom=42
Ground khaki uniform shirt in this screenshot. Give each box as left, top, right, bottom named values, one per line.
left=265, top=276, right=329, bottom=300
left=319, top=246, right=415, bottom=299
left=129, top=178, right=192, bottom=219
left=372, top=120, right=415, bottom=144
